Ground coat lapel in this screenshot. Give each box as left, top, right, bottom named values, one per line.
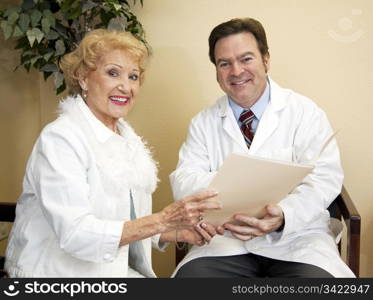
left=249, top=101, right=279, bottom=154
left=249, top=78, right=287, bottom=154
left=219, top=97, right=249, bottom=153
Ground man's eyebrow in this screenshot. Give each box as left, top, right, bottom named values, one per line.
left=216, top=58, right=230, bottom=64
left=216, top=51, right=256, bottom=64
left=239, top=51, right=256, bottom=58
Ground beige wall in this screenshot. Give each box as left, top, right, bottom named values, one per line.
left=1, top=0, right=372, bottom=277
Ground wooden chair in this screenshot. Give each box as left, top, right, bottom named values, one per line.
left=175, top=186, right=361, bottom=277
left=0, top=202, right=16, bottom=277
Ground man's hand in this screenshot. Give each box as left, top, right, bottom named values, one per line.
left=223, top=204, right=284, bottom=241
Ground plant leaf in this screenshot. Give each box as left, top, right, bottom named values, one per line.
left=55, top=39, right=66, bottom=56
left=82, top=0, right=97, bottom=13
left=40, top=63, right=58, bottom=72
left=45, top=29, right=59, bottom=40
left=22, top=50, right=33, bottom=57
left=43, top=51, right=54, bottom=61
left=113, top=3, right=122, bottom=11
left=26, top=28, right=44, bottom=46
left=56, top=80, right=66, bottom=94
left=43, top=71, right=53, bottom=80
left=43, top=10, right=56, bottom=28
left=18, top=13, right=30, bottom=32
left=53, top=71, right=64, bottom=89
left=30, top=9, right=42, bottom=27
left=61, top=0, right=76, bottom=11
left=26, top=29, right=36, bottom=46
left=67, top=5, right=82, bottom=20
left=35, top=28, right=44, bottom=43
left=30, top=55, right=41, bottom=66
left=54, top=23, right=69, bottom=39
left=8, top=11, right=19, bottom=25
left=13, top=26, right=24, bottom=38
left=108, top=16, right=127, bottom=31
left=24, top=63, right=31, bottom=72
left=41, top=17, right=51, bottom=34
left=1, top=21, right=13, bottom=40
left=22, top=0, right=36, bottom=10
left=4, top=6, right=21, bottom=18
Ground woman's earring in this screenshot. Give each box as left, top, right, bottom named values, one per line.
left=82, top=89, right=88, bottom=99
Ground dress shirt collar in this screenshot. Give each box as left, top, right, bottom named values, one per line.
left=228, top=79, right=271, bottom=122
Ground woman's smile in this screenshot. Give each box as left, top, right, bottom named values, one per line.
left=109, top=95, right=130, bottom=106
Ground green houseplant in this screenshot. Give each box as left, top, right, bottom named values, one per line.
left=0, top=0, right=146, bottom=94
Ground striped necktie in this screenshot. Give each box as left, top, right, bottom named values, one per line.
left=239, top=109, right=255, bottom=148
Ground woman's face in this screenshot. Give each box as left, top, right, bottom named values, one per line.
left=80, top=49, right=141, bottom=131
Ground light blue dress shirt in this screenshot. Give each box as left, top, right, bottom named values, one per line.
left=229, top=80, right=271, bottom=133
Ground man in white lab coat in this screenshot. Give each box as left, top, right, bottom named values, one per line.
left=170, top=18, right=354, bottom=277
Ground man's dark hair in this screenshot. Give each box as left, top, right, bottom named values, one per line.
left=208, top=18, right=269, bottom=65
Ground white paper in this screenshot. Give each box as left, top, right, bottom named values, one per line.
left=204, top=153, right=314, bottom=226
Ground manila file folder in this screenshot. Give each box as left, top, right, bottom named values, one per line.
left=204, top=153, right=314, bottom=226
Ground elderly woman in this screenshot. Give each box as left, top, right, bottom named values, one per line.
left=5, top=29, right=221, bottom=277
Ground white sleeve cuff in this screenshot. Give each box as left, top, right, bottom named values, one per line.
left=151, top=233, right=169, bottom=252
left=95, top=220, right=124, bottom=263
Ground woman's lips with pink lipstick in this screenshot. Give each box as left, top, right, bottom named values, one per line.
left=109, top=95, right=129, bottom=106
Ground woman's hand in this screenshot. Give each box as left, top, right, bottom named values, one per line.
left=158, top=190, right=221, bottom=232
left=120, top=190, right=220, bottom=247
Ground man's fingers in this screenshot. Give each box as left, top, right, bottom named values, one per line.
left=233, top=214, right=259, bottom=227
left=223, top=223, right=263, bottom=236
left=232, top=232, right=255, bottom=241
left=265, top=204, right=283, bottom=217
left=233, top=212, right=283, bottom=233
left=216, top=225, right=225, bottom=235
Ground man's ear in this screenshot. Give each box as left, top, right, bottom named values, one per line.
left=263, top=53, right=270, bottom=73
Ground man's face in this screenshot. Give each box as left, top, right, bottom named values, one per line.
left=214, top=32, right=270, bottom=108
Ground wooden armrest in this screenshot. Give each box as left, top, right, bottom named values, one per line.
left=0, top=202, right=16, bottom=277
left=336, top=186, right=361, bottom=277
left=0, top=202, right=16, bottom=222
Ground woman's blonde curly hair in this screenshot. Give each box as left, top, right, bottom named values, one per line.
left=60, top=29, right=149, bottom=95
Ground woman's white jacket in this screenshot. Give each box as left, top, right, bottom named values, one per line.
left=6, top=96, right=161, bottom=277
